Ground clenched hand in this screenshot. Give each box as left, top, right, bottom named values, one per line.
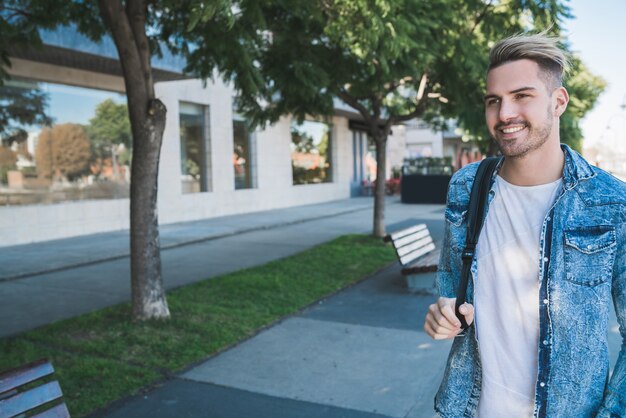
left=424, top=297, right=474, bottom=340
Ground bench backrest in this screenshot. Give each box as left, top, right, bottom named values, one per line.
left=384, top=223, right=436, bottom=266
left=0, top=358, right=70, bottom=418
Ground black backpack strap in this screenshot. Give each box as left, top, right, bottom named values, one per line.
left=455, top=157, right=500, bottom=329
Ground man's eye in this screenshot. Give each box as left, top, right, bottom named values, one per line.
left=515, top=94, right=529, bottom=99
left=486, top=99, right=500, bottom=106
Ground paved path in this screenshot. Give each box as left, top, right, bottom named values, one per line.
left=0, top=197, right=445, bottom=338
left=104, top=266, right=451, bottom=418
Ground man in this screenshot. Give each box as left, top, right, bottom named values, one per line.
left=424, top=32, right=625, bottom=417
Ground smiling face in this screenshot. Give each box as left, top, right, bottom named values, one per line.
left=485, top=59, right=568, bottom=159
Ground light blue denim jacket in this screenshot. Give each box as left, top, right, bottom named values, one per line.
left=435, top=145, right=626, bottom=417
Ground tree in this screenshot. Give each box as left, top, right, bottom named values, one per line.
left=182, top=0, right=581, bottom=237
left=0, top=80, right=53, bottom=145
left=87, top=98, right=132, bottom=155
left=559, top=56, right=606, bottom=152
left=0, top=145, right=16, bottom=183
left=0, top=0, right=242, bottom=320
left=87, top=98, right=132, bottom=178
left=35, top=123, right=91, bottom=181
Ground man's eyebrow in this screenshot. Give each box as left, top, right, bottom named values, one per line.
left=510, top=86, right=537, bottom=94
left=483, top=86, right=537, bottom=101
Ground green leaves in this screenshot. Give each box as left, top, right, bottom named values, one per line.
left=186, top=0, right=234, bottom=32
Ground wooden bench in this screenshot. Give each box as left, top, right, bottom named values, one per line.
left=384, top=223, right=439, bottom=292
left=0, top=358, right=70, bottom=418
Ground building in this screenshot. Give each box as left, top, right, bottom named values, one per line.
left=0, top=28, right=408, bottom=247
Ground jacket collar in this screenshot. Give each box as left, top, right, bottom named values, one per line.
left=491, top=144, right=595, bottom=189
left=561, top=143, right=596, bottom=189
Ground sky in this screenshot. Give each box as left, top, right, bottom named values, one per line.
left=565, top=0, right=626, bottom=150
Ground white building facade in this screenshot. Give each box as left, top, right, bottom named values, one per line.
left=0, top=33, right=406, bottom=247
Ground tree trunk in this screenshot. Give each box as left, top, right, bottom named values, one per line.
left=373, top=134, right=387, bottom=237
left=99, top=0, right=170, bottom=320
left=130, top=99, right=170, bottom=320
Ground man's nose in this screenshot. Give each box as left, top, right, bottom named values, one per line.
left=498, top=99, right=519, bottom=121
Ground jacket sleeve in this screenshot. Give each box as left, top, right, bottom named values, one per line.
left=597, top=220, right=626, bottom=417
left=436, top=173, right=462, bottom=299
left=436, top=215, right=456, bottom=299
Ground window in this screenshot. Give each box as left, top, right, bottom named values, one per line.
left=233, top=119, right=256, bottom=189
left=290, top=120, right=332, bottom=185
left=179, top=102, right=210, bottom=193
left=0, top=78, right=130, bottom=206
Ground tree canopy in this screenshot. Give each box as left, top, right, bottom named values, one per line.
left=87, top=98, right=132, bottom=157
left=175, top=0, right=603, bottom=235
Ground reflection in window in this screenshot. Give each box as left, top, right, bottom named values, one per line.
left=365, top=136, right=377, bottom=181
left=180, top=102, right=209, bottom=194
left=0, top=78, right=130, bottom=206
left=233, top=119, right=255, bottom=190
left=290, top=120, right=332, bottom=185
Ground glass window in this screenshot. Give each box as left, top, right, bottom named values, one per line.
left=179, top=102, right=210, bottom=194
left=0, top=78, right=130, bottom=206
left=365, top=136, right=377, bottom=181
left=233, top=119, right=255, bottom=190
left=290, top=120, right=332, bottom=185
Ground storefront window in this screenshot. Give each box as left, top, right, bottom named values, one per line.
left=233, top=119, right=255, bottom=189
left=0, top=78, right=130, bottom=205
left=180, top=102, right=209, bottom=193
left=290, top=120, right=332, bottom=185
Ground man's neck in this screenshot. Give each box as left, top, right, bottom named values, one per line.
left=498, top=141, right=565, bottom=186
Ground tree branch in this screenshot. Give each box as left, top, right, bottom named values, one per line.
left=0, top=6, right=32, bottom=20
left=338, top=89, right=373, bottom=123
left=467, top=0, right=493, bottom=36
left=126, top=0, right=154, bottom=98
left=387, top=79, right=431, bottom=126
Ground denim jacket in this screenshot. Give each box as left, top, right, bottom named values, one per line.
left=435, top=145, right=626, bottom=417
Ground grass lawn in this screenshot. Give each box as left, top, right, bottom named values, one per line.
left=0, top=234, right=396, bottom=417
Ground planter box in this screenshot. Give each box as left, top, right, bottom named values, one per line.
left=400, top=174, right=451, bottom=204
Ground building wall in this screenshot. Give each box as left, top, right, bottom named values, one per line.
left=0, top=76, right=354, bottom=247
left=405, top=125, right=444, bottom=158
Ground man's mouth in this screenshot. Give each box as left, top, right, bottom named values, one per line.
left=496, top=123, right=527, bottom=138
left=501, top=125, right=525, bottom=134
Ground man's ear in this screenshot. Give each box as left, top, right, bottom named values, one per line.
left=554, top=86, right=569, bottom=117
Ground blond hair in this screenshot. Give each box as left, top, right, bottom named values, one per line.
left=488, top=31, right=570, bottom=89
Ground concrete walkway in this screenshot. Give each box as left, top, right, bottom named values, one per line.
left=0, top=197, right=446, bottom=338
left=104, top=267, right=450, bottom=418
left=2, top=197, right=452, bottom=418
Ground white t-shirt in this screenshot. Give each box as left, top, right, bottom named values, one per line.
left=474, top=175, right=562, bottom=418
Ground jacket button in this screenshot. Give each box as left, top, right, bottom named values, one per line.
left=543, top=299, right=549, bottom=304
left=540, top=382, right=546, bottom=387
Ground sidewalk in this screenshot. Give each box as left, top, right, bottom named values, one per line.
left=0, top=197, right=446, bottom=338
left=2, top=197, right=451, bottom=418
left=103, top=266, right=450, bottom=418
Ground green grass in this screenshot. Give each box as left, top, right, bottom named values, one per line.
left=0, top=234, right=396, bottom=417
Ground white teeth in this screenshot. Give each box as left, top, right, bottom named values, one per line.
left=502, top=126, right=524, bottom=134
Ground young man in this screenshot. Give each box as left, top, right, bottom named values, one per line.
left=424, top=33, right=625, bottom=417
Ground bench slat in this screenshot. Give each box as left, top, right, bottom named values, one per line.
left=31, top=402, right=70, bottom=418
left=397, top=235, right=434, bottom=259
left=0, top=381, right=63, bottom=417
left=393, top=229, right=430, bottom=250
left=402, top=249, right=440, bottom=274
left=0, top=359, right=54, bottom=395
left=399, top=242, right=436, bottom=265
left=387, top=224, right=427, bottom=242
